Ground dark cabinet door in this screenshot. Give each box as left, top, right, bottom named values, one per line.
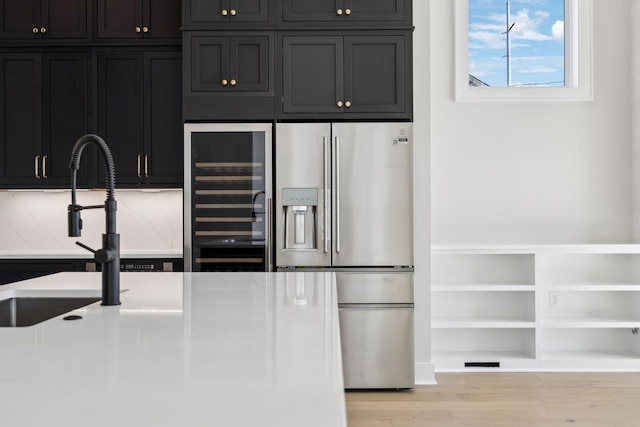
left=0, top=52, right=88, bottom=188
left=143, top=51, right=182, bottom=186
left=0, top=54, right=41, bottom=186
left=281, top=33, right=411, bottom=119
left=42, top=0, right=87, bottom=39
left=186, top=0, right=270, bottom=25
left=97, top=51, right=144, bottom=184
left=344, top=35, right=407, bottom=114
left=184, top=32, right=274, bottom=120
left=282, top=36, right=343, bottom=114
left=281, top=0, right=410, bottom=25
left=98, top=0, right=180, bottom=39
left=41, top=52, right=88, bottom=185
left=98, top=49, right=182, bottom=187
left=0, top=0, right=87, bottom=40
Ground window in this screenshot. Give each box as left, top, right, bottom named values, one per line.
left=455, top=0, right=592, bottom=101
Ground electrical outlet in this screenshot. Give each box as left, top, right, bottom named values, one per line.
left=549, top=292, right=560, bottom=308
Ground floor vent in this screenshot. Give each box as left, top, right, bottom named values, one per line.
left=465, top=362, right=500, bottom=368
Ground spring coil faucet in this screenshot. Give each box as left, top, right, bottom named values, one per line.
left=68, top=134, right=120, bottom=306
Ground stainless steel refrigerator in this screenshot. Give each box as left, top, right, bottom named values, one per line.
left=275, top=122, right=414, bottom=389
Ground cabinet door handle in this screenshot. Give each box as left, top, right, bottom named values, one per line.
left=345, top=101, right=351, bottom=108
left=345, top=8, right=351, bottom=15
left=142, top=26, right=149, bottom=33
left=34, top=155, right=40, bottom=178
left=32, top=27, right=39, bottom=34
left=336, top=8, right=343, bottom=15
left=137, top=154, right=142, bottom=177
left=230, top=79, right=237, bottom=86
left=221, top=79, right=228, bottom=86
left=144, top=155, right=149, bottom=178
left=230, top=9, right=237, bottom=16
left=336, top=101, right=343, bottom=108
left=42, top=155, right=47, bottom=179
left=40, top=27, right=46, bottom=33
left=221, top=9, right=228, bottom=16
left=135, top=26, right=141, bottom=33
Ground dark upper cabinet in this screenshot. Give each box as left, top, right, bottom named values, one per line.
left=280, top=0, right=411, bottom=26
left=97, top=0, right=181, bottom=40
left=0, top=0, right=87, bottom=40
left=281, top=33, right=411, bottom=120
left=184, top=0, right=272, bottom=28
left=0, top=52, right=88, bottom=188
left=97, top=49, right=182, bottom=187
left=183, top=32, right=274, bottom=120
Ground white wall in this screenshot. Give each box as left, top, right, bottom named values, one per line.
left=430, top=0, right=633, bottom=244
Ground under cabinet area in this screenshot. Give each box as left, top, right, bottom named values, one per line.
left=431, top=245, right=640, bottom=371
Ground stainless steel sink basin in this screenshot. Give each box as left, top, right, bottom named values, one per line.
left=0, top=296, right=101, bottom=327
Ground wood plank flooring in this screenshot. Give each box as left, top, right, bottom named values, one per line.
left=345, top=373, right=640, bottom=426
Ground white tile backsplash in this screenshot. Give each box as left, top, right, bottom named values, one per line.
left=0, top=189, right=182, bottom=252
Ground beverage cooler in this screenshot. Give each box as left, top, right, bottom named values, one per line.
left=184, top=123, right=272, bottom=272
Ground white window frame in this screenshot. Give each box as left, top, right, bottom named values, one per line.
left=455, top=0, right=592, bottom=101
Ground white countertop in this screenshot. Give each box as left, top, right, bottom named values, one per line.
left=0, top=249, right=183, bottom=259
left=0, top=272, right=346, bottom=427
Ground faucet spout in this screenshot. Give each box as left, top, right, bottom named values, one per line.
left=68, top=134, right=120, bottom=306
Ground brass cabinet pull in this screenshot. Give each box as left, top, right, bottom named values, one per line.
left=142, top=26, right=149, bottom=33
left=144, top=155, right=149, bottom=178
left=40, top=27, right=46, bottom=33
left=137, top=154, right=142, bottom=177
left=230, top=79, right=237, bottom=86
left=337, top=101, right=343, bottom=108
left=32, top=27, right=39, bottom=34
left=221, top=79, right=228, bottom=86
left=42, top=155, right=47, bottom=178
left=345, top=101, right=351, bottom=108
left=221, top=9, right=228, bottom=16
left=336, top=8, right=343, bottom=15
left=345, top=8, right=351, bottom=15
left=34, top=155, right=40, bottom=178
left=230, top=9, right=237, bottom=16
left=135, top=26, right=141, bottom=33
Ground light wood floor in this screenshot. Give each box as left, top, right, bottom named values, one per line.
left=345, top=373, right=640, bottom=427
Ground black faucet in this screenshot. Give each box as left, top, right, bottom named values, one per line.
left=67, top=134, right=120, bottom=306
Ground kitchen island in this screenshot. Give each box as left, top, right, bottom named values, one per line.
left=0, top=272, right=346, bottom=427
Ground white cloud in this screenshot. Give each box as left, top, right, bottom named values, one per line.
left=552, top=20, right=564, bottom=40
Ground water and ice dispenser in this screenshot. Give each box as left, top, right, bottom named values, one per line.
left=281, top=188, right=318, bottom=250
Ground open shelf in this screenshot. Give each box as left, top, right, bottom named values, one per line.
left=431, top=244, right=640, bottom=371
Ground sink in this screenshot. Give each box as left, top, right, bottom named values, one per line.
left=0, top=296, right=101, bottom=327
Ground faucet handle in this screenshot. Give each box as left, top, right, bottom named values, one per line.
left=75, top=241, right=116, bottom=264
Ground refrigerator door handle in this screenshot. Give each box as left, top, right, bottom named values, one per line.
left=267, top=197, right=273, bottom=272
left=334, top=136, right=340, bottom=253
left=323, top=137, right=329, bottom=254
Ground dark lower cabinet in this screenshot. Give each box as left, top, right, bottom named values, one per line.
left=281, top=32, right=411, bottom=120
left=0, top=0, right=87, bottom=40
left=0, top=51, right=88, bottom=188
left=97, top=49, right=182, bottom=187
left=183, top=31, right=274, bottom=120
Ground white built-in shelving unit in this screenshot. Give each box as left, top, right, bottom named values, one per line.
left=431, top=245, right=640, bottom=372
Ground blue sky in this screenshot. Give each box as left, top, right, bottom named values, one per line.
left=468, top=0, right=565, bottom=87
